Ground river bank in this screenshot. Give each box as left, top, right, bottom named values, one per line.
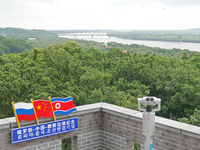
left=59, top=35, right=200, bottom=52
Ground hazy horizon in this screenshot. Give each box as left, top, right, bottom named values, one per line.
left=1, top=0, right=200, bottom=30
left=1, top=27, right=200, bottom=32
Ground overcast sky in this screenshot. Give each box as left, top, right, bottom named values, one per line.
left=1, top=0, right=200, bottom=30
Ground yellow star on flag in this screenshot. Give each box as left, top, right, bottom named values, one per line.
left=37, top=105, right=41, bottom=110
left=33, top=100, right=54, bottom=119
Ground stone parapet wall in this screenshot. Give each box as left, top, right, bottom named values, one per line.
left=100, top=130, right=127, bottom=150
left=0, top=103, right=102, bottom=150
left=77, top=130, right=101, bottom=150
left=0, top=102, right=200, bottom=150
left=101, top=103, right=200, bottom=150
left=18, top=140, right=61, bottom=150
left=77, top=129, right=127, bottom=150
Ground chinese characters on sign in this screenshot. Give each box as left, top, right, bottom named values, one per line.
left=12, top=117, right=78, bottom=144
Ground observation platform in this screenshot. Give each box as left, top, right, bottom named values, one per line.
left=0, top=102, right=200, bottom=150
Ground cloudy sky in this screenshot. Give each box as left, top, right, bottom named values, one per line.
left=1, top=0, right=200, bottom=30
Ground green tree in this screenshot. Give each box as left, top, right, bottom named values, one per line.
left=179, top=107, right=200, bottom=127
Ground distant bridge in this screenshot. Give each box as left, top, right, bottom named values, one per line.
left=58, top=32, right=200, bottom=39
left=58, top=33, right=109, bottom=39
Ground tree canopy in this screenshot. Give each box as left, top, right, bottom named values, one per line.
left=0, top=35, right=33, bottom=55
left=1, top=41, right=200, bottom=124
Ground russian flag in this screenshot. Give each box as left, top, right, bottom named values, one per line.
left=14, top=102, right=36, bottom=122
left=51, top=97, right=77, bottom=116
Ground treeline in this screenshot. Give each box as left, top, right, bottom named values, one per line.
left=0, top=27, right=70, bottom=49
left=0, top=35, right=33, bottom=55
left=107, top=42, right=194, bottom=57
left=0, top=28, right=106, bottom=51
left=1, top=41, right=200, bottom=127
left=1, top=32, right=196, bottom=59
left=108, top=31, right=200, bottom=43
left=1, top=27, right=198, bottom=59
left=0, top=27, right=56, bottom=40
left=50, top=30, right=113, bottom=34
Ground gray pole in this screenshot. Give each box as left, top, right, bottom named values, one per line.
left=138, top=97, right=161, bottom=150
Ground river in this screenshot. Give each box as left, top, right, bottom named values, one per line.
left=59, top=35, right=200, bottom=52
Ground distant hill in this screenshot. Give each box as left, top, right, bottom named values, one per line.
left=0, top=27, right=56, bottom=40
left=107, top=28, right=200, bottom=43
left=185, top=28, right=200, bottom=34
left=0, top=35, right=33, bottom=55
left=50, top=29, right=114, bottom=34
left=0, top=27, right=72, bottom=49
left=50, top=29, right=200, bottom=35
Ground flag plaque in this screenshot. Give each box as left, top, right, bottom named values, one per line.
left=12, top=97, right=77, bottom=128
left=12, top=117, right=78, bottom=144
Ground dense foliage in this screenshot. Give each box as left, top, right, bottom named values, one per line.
left=179, top=107, right=200, bottom=126
left=0, top=35, right=33, bottom=55
left=1, top=41, right=200, bottom=123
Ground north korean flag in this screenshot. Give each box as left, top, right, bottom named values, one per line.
left=51, top=97, right=77, bottom=116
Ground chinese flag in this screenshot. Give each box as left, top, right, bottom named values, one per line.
left=33, top=100, right=54, bottom=119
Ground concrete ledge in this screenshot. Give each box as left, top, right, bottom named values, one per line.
left=76, top=103, right=102, bottom=111
left=101, top=102, right=143, bottom=122
left=182, top=125, right=200, bottom=139
left=155, top=116, right=200, bottom=139
left=1, top=117, right=16, bottom=128
left=0, top=102, right=200, bottom=140
left=68, top=103, right=102, bottom=117
left=155, top=116, right=187, bottom=134
left=0, top=119, right=10, bottom=129
left=101, top=102, right=141, bottom=117
left=101, top=103, right=200, bottom=139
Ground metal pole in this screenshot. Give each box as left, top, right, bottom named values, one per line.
left=142, top=107, right=155, bottom=150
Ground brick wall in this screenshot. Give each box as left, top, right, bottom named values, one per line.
left=77, top=130, right=101, bottom=150
left=100, top=130, right=127, bottom=150
left=101, top=103, right=200, bottom=150
left=0, top=102, right=200, bottom=150
left=76, top=129, right=127, bottom=150
left=18, top=140, right=61, bottom=150
left=0, top=103, right=102, bottom=150
left=71, top=136, right=78, bottom=150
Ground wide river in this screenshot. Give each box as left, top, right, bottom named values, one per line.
left=59, top=35, right=200, bottom=52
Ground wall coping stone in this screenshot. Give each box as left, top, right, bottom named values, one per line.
left=0, top=102, right=200, bottom=139
left=0, top=119, right=10, bottom=129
